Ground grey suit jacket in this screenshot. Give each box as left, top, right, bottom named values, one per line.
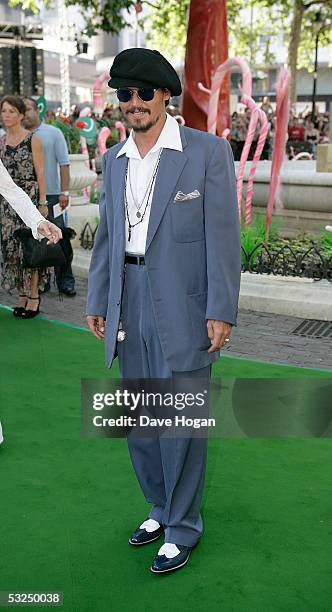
left=86, top=125, right=241, bottom=371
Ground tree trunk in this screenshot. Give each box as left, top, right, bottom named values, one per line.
left=287, top=0, right=305, bottom=106
left=182, top=0, right=230, bottom=134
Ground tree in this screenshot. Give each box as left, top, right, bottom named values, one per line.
left=144, top=0, right=189, bottom=60
left=9, top=0, right=332, bottom=103
left=143, top=0, right=332, bottom=103
left=286, top=0, right=332, bottom=104
left=9, top=0, right=157, bottom=36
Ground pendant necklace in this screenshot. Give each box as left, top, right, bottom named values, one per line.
left=124, top=148, right=163, bottom=242
left=128, top=159, right=156, bottom=219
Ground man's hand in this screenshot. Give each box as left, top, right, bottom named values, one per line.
left=86, top=315, right=105, bottom=340
left=37, top=221, right=63, bottom=244
left=59, top=194, right=70, bottom=210
left=207, top=320, right=232, bottom=353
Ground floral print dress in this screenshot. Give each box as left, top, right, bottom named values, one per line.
left=0, top=132, right=48, bottom=294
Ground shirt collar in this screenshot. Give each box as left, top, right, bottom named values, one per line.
left=116, top=113, right=183, bottom=159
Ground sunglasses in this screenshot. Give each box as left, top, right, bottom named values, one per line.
left=116, top=88, right=157, bottom=103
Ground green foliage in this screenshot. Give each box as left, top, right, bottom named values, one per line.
left=105, top=128, right=121, bottom=147
left=65, top=0, right=135, bottom=37
left=257, top=0, right=332, bottom=73
left=9, top=0, right=332, bottom=80
left=240, top=215, right=332, bottom=276
left=297, top=7, right=332, bottom=72
left=50, top=118, right=82, bottom=154
left=318, top=230, right=332, bottom=256
left=9, top=0, right=43, bottom=12
left=145, top=0, right=190, bottom=59
left=240, top=213, right=280, bottom=265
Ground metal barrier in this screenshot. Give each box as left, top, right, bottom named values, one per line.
left=241, top=243, right=332, bottom=281
left=80, top=224, right=331, bottom=281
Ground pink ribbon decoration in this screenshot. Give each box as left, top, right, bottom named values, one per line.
left=198, top=57, right=268, bottom=224
left=265, top=67, right=291, bottom=242
left=115, top=121, right=127, bottom=142
left=97, top=127, right=111, bottom=155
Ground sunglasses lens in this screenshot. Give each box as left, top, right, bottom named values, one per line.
left=116, top=89, right=132, bottom=103
left=116, top=88, right=156, bottom=103
left=138, top=88, right=155, bottom=102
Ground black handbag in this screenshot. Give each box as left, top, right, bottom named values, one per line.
left=14, top=227, right=76, bottom=269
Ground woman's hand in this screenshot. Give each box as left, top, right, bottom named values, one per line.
left=37, top=221, right=63, bottom=244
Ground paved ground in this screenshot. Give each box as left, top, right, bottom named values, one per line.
left=1, top=277, right=331, bottom=371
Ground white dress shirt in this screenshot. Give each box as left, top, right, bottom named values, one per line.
left=0, top=159, right=44, bottom=239
left=116, top=113, right=183, bottom=255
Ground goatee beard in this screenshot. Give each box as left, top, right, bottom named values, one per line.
left=132, top=114, right=161, bottom=134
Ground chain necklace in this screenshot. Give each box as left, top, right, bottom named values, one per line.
left=124, top=148, right=163, bottom=242
left=127, top=155, right=158, bottom=218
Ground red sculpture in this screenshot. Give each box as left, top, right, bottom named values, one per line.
left=182, top=0, right=230, bottom=135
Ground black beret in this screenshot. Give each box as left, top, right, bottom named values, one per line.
left=108, top=48, right=182, bottom=97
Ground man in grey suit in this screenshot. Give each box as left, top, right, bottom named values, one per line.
left=86, top=48, right=241, bottom=574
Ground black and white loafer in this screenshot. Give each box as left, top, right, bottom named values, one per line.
left=129, top=518, right=164, bottom=546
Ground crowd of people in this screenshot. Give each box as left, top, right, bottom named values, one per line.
left=229, top=96, right=330, bottom=161
left=0, top=95, right=76, bottom=321
left=69, top=96, right=330, bottom=166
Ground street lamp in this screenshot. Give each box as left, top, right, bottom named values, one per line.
left=311, top=11, right=323, bottom=123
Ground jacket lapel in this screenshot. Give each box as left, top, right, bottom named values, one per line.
left=145, top=128, right=188, bottom=252
left=110, top=127, right=188, bottom=253
left=111, top=152, right=128, bottom=243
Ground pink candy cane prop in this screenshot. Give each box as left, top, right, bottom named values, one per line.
left=240, top=95, right=269, bottom=225
left=98, top=127, right=111, bottom=155
left=93, top=72, right=109, bottom=114
left=79, top=107, right=92, bottom=118
left=199, top=57, right=268, bottom=224
left=90, top=157, right=98, bottom=202
left=199, top=57, right=252, bottom=135
left=293, top=151, right=313, bottom=160
left=115, top=120, right=127, bottom=142
left=80, top=135, right=91, bottom=200
left=266, top=67, right=291, bottom=242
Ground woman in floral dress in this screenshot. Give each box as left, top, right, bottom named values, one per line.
left=0, top=95, right=48, bottom=316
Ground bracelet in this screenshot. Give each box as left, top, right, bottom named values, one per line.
left=39, top=200, right=48, bottom=207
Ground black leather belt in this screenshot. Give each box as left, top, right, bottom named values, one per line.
left=125, top=254, right=145, bottom=265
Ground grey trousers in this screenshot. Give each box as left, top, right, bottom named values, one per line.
left=117, top=261, right=211, bottom=547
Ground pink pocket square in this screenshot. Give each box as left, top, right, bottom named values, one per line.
left=174, top=189, right=201, bottom=202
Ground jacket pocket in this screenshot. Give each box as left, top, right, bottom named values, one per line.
left=171, top=197, right=205, bottom=243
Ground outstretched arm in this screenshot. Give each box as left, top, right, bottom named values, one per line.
left=0, top=159, right=61, bottom=243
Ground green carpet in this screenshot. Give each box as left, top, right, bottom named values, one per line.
left=0, top=306, right=331, bottom=612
